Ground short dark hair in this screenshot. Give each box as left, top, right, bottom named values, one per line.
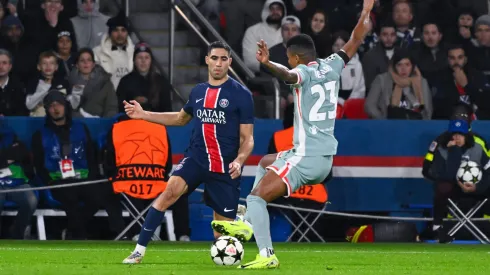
left=379, top=19, right=396, bottom=32
left=422, top=21, right=441, bottom=33
left=447, top=44, right=465, bottom=54
left=207, top=41, right=231, bottom=55
left=286, top=34, right=316, bottom=59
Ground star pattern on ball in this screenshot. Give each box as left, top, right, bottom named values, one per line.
left=232, top=248, right=243, bottom=263
left=215, top=246, right=228, bottom=265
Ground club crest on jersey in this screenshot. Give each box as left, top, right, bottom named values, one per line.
left=219, top=98, right=229, bottom=108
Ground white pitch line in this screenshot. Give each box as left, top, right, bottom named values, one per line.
left=0, top=247, right=484, bottom=254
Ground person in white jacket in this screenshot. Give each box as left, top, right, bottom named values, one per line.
left=242, top=0, right=286, bottom=73
left=93, top=12, right=134, bottom=90
left=332, top=31, right=366, bottom=106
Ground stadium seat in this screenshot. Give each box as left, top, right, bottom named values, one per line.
left=447, top=198, right=490, bottom=244
left=343, top=98, right=369, bottom=119
left=277, top=185, right=329, bottom=242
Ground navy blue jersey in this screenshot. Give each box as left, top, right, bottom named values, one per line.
left=183, top=77, right=254, bottom=173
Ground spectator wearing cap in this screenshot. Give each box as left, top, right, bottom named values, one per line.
left=70, top=0, right=109, bottom=49
left=365, top=49, right=432, bottom=120
left=31, top=90, right=102, bottom=240
left=259, top=15, right=300, bottom=112
left=411, top=22, right=448, bottom=88
left=25, top=51, right=71, bottom=117
left=331, top=30, right=366, bottom=106
left=242, top=0, right=286, bottom=73
left=423, top=116, right=490, bottom=243
left=432, top=44, right=490, bottom=120
left=54, top=30, right=77, bottom=80
left=304, top=10, right=332, bottom=59
left=362, top=20, right=398, bottom=93
left=392, top=0, right=420, bottom=48
left=466, top=15, right=490, bottom=81
left=117, top=43, right=172, bottom=113
left=68, top=47, right=117, bottom=118
left=0, top=48, right=28, bottom=116
left=93, top=11, right=134, bottom=90
left=0, top=15, right=38, bottom=83
left=22, top=0, right=77, bottom=56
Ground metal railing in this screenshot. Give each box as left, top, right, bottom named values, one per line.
left=112, top=0, right=186, bottom=104
left=169, top=0, right=254, bottom=85
left=168, top=0, right=281, bottom=118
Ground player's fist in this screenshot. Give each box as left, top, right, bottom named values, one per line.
left=123, top=100, right=147, bottom=120
left=229, top=161, right=242, bottom=179
left=363, top=0, right=375, bottom=11
left=256, top=39, right=270, bottom=64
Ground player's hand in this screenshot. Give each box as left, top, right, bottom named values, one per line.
left=256, top=39, right=270, bottom=64
left=229, top=161, right=242, bottom=179
left=458, top=180, right=476, bottom=193
left=363, top=0, right=375, bottom=11
left=123, top=100, right=147, bottom=120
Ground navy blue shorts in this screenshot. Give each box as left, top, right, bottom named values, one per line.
left=171, top=156, right=240, bottom=219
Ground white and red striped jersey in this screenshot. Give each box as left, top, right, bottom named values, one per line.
left=182, top=77, right=254, bottom=173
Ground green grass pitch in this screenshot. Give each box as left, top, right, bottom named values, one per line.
left=0, top=241, right=488, bottom=274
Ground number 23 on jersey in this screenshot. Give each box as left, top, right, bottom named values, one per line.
left=308, top=81, right=338, bottom=122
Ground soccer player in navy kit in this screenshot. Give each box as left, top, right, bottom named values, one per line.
left=122, top=41, right=255, bottom=264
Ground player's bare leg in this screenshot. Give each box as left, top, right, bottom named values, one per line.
left=211, top=154, right=277, bottom=241
left=123, top=176, right=188, bottom=264
left=237, top=170, right=286, bottom=269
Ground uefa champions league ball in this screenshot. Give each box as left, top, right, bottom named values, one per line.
left=456, top=161, right=482, bottom=185
left=210, top=236, right=244, bottom=266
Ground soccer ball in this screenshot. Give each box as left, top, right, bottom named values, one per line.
left=210, top=236, right=244, bottom=266
left=456, top=161, right=482, bottom=184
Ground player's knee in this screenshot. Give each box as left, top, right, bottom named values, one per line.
left=259, top=154, right=276, bottom=169
left=250, top=181, right=270, bottom=200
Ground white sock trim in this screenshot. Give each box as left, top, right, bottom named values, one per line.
left=135, top=244, right=147, bottom=256
left=259, top=247, right=274, bottom=258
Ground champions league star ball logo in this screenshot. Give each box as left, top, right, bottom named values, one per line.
left=219, top=98, right=229, bottom=108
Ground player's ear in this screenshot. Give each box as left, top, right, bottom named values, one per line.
left=228, top=57, right=232, bottom=66
left=205, top=55, right=209, bottom=65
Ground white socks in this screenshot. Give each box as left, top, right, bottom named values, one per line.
left=259, top=248, right=274, bottom=258
left=135, top=244, right=147, bottom=256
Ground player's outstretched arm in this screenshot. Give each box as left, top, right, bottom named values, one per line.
left=341, top=0, right=374, bottom=59
left=123, top=100, right=192, bottom=126
left=256, top=40, right=298, bottom=84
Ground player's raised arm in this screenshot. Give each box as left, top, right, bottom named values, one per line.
left=257, top=40, right=298, bottom=84
left=341, top=0, right=374, bottom=59
left=123, top=100, right=192, bottom=126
